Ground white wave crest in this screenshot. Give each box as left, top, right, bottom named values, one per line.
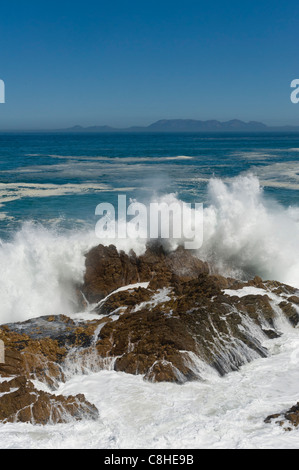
left=200, top=174, right=299, bottom=285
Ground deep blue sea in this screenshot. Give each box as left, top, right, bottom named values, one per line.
left=1, top=131, right=299, bottom=239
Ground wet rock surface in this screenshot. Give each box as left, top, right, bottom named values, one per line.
left=265, top=402, right=299, bottom=431
left=0, top=315, right=102, bottom=424
left=0, top=375, right=98, bottom=424
left=1, top=242, right=299, bottom=425
left=81, top=243, right=209, bottom=303
left=87, top=244, right=299, bottom=382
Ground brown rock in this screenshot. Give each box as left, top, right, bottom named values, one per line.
left=0, top=315, right=103, bottom=424
left=278, top=301, right=299, bottom=326
left=80, top=243, right=299, bottom=382
left=0, top=315, right=104, bottom=387
left=82, top=244, right=142, bottom=303
left=0, top=376, right=98, bottom=424
left=265, top=402, right=299, bottom=430
left=288, top=295, right=299, bottom=305
left=82, top=243, right=209, bottom=304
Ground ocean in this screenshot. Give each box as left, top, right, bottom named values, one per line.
left=1, top=131, right=299, bottom=448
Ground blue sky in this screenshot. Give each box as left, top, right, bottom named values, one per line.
left=0, top=0, right=299, bottom=129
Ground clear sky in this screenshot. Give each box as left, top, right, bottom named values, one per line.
left=0, top=0, right=299, bottom=129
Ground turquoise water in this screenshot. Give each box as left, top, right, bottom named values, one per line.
left=1, top=132, right=299, bottom=239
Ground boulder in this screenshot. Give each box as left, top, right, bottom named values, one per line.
left=0, top=376, right=98, bottom=424
left=265, top=402, right=299, bottom=431
left=81, top=243, right=209, bottom=303
left=0, top=315, right=104, bottom=424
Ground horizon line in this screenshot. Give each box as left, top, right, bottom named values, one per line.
left=1, top=118, right=299, bottom=133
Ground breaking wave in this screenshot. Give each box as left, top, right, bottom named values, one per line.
left=0, top=174, right=299, bottom=324
left=201, top=174, right=299, bottom=284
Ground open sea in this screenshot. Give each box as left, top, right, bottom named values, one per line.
left=1, top=131, right=299, bottom=448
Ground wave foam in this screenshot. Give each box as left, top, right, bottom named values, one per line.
left=200, top=174, right=299, bottom=285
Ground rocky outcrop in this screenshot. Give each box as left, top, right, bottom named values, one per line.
left=0, top=375, right=98, bottom=424
left=1, top=242, right=299, bottom=425
left=94, top=274, right=294, bottom=382
left=0, top=315, right=102, bottom=424
left=265, top=402, right=299, bottom=431
left=82, top=243, right=209, bottom=303
left=0, top=314, right=107, bottom=386
left=82, top=243, right=299, bottom=383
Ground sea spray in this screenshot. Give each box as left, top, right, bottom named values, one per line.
left=200, top=174, right=299, bottom=285
left=0, top=223, right=96, bottom=324
left=1, top=175, right=299, bottom=325
left=0, top=222, right=147, bottom=324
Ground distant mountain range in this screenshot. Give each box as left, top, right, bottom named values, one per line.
left=59, top=119, right=299, bottom=133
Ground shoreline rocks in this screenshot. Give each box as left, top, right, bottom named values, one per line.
left=1, top=242, right=299, bottom=425
left=265, top=403, right=299, bottom=431
left=0, top=375, right=98, bottom=425
left=81, top=243, right=209, bottom=304
left=0, top=315, right=103, bottom=424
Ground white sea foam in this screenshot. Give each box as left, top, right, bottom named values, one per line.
left=0, top=182, right=111, bottom=207
left=234, top=151, right=273, bottom=161
left=144, top=174, right=299, bottom=287
left=132, top=287, right=172, bottom=312
left=0, top=221, right=149, bottom=325
left=2, top=326, right=299, bottom=448
left=0, top=224, right=94, bottom=324
left=26, top=154, right=194, bottom=162
left=199, top=174, right=299, bottom=286
left=250, top=161, right=299, bottom=190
